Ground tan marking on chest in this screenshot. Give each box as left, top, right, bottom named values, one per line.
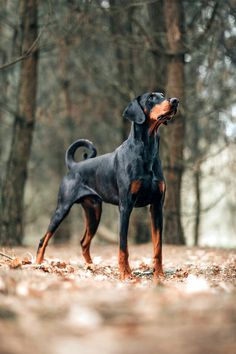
left=159, top=181, right=166, bottom=193
left=130, top=180, right=142, bottom=194
left=148, top=118, right=162, bottom=135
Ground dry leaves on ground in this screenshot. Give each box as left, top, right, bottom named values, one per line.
left=0, top=244, right=235, bottom=354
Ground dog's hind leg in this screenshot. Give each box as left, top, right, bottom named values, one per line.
left=36, top=202, right=72, bottom=264
left=80, top=197, right=102, bottom=265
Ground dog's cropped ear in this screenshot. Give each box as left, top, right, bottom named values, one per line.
left=122, top=97, right=146, bottom=124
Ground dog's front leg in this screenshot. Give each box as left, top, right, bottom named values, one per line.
left=118, top=204, right=132, bottom=280
left=150, top=202, right=164, bottom=279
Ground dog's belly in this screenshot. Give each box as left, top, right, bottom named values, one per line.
left=97, top=176, right=163, bottom=207
left=102, top=195, right=120, bottom=205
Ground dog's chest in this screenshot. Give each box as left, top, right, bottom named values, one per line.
left=131, top=176, right=165, bottom=207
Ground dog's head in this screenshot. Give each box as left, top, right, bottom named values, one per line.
left=123, top=92, right=179, bottom=134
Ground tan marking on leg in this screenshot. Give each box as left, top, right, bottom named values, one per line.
left=118, top=248, right=131, bottom=280
left=81, top=197, right=102, bottom=265
left=151, top=226, right=164, bottom=278
left=36, top=232, right=52, bottom=264
left=81, top=212, right=93, bottom=264
left=150, top=205, right=164, bottom=279
left=81, top=232, right=93, bottom=264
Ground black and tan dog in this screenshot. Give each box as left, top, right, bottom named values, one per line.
left=36, top=92, right=179, bottom=279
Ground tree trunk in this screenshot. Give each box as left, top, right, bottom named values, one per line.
left=110, top=0, right=150, bottom=244
left=147, top=0, right=167, bottom=93
left=53, top=156, right=71, bottom=244
left=189, top=60, right=202, bottom=246
left=53, top=39, right=72, bottom=244
left=109, top=0, right=130, bottom=140
left=162, top=0, right=186, bottom=244
left=193, top=165, right=201, bottom=246
left=192, top=111, right=202, bottom=246
left=0, top=0, right=38, bottom=245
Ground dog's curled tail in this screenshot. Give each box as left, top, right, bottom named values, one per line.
left=65, top=139, right=97, bottom=170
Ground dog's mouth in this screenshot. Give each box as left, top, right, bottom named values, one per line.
left=157, top=107, right=177, bottom=126
left=148, top=98, right=179, bottom=135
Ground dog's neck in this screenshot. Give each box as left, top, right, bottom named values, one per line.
left=127, top=122, right=160, bottom=166
left=129, top=122, right=160, bottom=142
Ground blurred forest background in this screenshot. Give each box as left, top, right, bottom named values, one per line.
left=0, top=0, right=236, bottom=249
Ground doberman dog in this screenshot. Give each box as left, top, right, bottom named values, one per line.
left=36, top=92, right=179, bottom=279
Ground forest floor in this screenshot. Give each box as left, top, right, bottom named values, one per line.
left=0, top=243, right=235, bottom=354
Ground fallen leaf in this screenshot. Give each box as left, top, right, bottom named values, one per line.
left=22, top=257, right=32, bottom=265
left=9, top=257, right=22, bottom=269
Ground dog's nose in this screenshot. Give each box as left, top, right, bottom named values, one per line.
left=170, top=98, right=179, bottom=106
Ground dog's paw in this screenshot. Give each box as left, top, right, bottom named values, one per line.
left=119, top=267, right=132, bottom=281
left=84, top=262, right=96, bottom=271
left=35, top=255, right=44, bottom=264
left=153, top=268, right=165, bottom=285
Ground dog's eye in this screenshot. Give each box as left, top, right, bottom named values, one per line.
left=148, top=95, right=155, bottom=101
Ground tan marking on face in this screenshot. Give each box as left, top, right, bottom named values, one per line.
left=130, top=180, right=142, bottom=194
left=150, top=100, right=171, bottom=120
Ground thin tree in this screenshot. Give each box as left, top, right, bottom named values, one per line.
left=52, top=37, right=73, bottom=244
left=0, top=0, right=38, bottom=245
left=162, top=0, right=186, bottom=244
left=109, top=0, right=150, bottom=244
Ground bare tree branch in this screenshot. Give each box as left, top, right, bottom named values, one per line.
left=0, top=27, right=43, bottom=71
left=189, top=1, right=220, bottom=52
left=182, top=193, right=225, bottom=217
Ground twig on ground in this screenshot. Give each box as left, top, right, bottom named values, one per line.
left=0, top=251, right=14, bottom=260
